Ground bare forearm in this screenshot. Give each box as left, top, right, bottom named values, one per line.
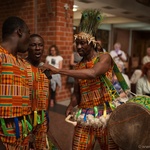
left=69, top=93, right=80, bottom=107
left=59, top=68, right=96, bottom=79
left=43, top=53, right=112, bottom=79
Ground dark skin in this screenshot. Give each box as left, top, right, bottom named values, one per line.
left=26, top=36, right=48, bottom=149
left=40, top=38, right=113, bottom=115
left=26, top=35, right=50, bottom=111
left=1, top=25, right=30, bottom=57
left=0, top=22, right=30, bottom=150
left=26, top=35, right=52, bottom=110
left=26, top=36, right=44, bottom=67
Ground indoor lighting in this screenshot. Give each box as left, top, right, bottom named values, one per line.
left=73, top=5, right=78, bottom=12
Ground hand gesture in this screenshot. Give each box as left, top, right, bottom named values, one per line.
left=39, top=62, right=58, bottom=74
left=65, top=105, right=74, bottom=117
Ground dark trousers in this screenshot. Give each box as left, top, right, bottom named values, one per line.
left=50, top=88, right=56, bottom=103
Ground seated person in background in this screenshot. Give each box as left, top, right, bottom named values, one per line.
left=131, top=46, right=150, bottom=85
left=130, top=65, right=142, bottom=84
left=110, top=42, right=127, bottom=72
left=112, top=63, right=130, bottom=104
left=136, top=62, right=150, bottom=96
left=142, top=46, right=150, bottom=65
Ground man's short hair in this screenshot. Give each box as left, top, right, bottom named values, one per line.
left=2, top=16, right=26, bottom=40
left=30, top=34, right=44, bottom=43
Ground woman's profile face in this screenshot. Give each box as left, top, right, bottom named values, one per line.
left=50, top=47, right=57, bottom=56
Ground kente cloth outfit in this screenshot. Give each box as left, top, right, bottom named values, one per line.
left=136, top=75, right=150, bottom=96
left=71, top=9, right=129, bottom=150
left=26, top=62, right=49, bottom=150
left=72, top=53, right=119, bottom=150
left=0, top=46, right=32, bottom=150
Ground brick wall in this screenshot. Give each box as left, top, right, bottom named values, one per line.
left=0, top=0, right=35, bottom=41
left=0, top=0, right=74, bottom=102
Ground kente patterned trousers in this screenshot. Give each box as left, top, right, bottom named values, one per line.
left=72, top=123, right=119, bottom=150
left=2, top=116, right=48, bottom=150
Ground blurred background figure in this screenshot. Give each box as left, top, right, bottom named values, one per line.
left=112, top=62, right=130, bottom=102
left=130, top=65, right=142, bottom=84
left=130, top=46, right=150, bottom=92
left=96, top=40, right=106, bottom=52
left=110, top=42, right=127, bottom=72
left=67, top=42, right=82, bottom=93
left=142, top=46, right=150, bottom=65
left=70, top=42, right=82, bottom=68
left=46, top=45, right=63, bottom=107
left=136, top=62, right=150, bottom=96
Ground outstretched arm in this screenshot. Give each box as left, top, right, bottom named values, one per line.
left=41, top=53, right=113, bottom=79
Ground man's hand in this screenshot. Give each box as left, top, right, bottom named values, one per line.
left=65, top=105, right=74, bottom=117
left=39, top=62, right=58, bottom=74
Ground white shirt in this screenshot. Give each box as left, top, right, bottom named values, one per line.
left=46, top=55, right=63, bottom=90
left=136, top=76, right=150, bottom=95
left=46, top=55, right=63, bottom=68
left=110, top=49, right=127, bottom=69
left=142, top=55, right=150, bottom=65
left=130, top=69, right=142, bottom=84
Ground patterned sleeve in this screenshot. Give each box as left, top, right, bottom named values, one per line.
left=0, top=53, right=3, bottom=72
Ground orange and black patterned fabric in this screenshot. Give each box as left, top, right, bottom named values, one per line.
left=76, top=53, right=113, bottom=108
left=0, top=46, right=32, bottom=149
left=26, top=62, right=49, bottom=111
left=73, top=124, right=119, bottom=150
left=25, top=61, right=49, bottom=149
left=72, top=52, right=119, bottom=150
left=0, top=46, right=31, bottom=118
left=1, top=118, right=31, bottom=149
